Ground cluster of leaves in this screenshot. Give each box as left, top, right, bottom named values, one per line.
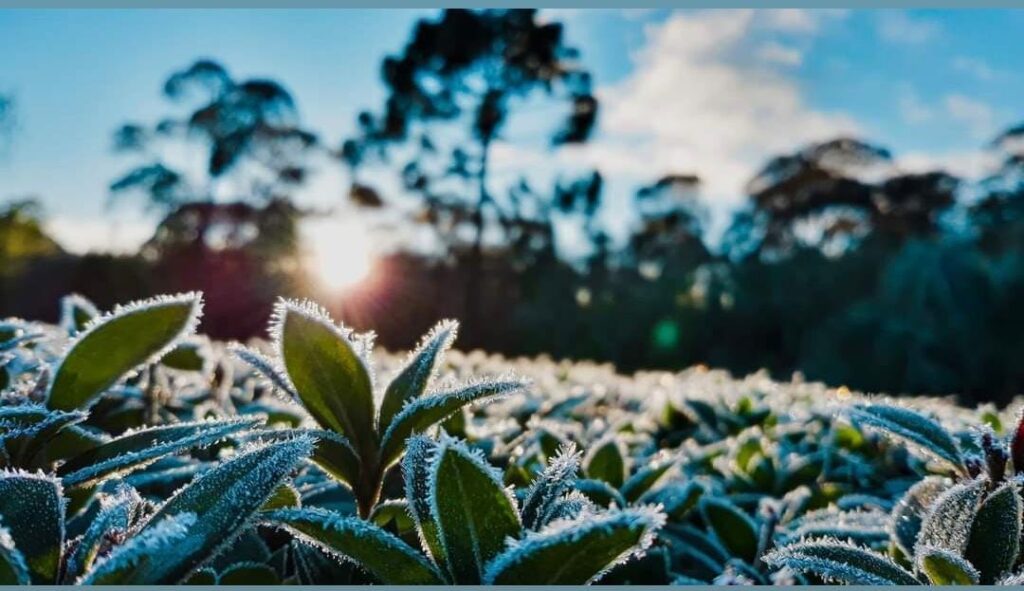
left=769, top=403, right=1024, bottom=585
left=6, top=290, right=1022, bottom=586
left=0, top=292, right=673, bottom=585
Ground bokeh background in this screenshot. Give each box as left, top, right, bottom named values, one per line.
left=4, top=9, right=1024, bottom=405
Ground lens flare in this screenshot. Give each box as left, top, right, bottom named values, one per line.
left=302, top=216, right=375, bottom=292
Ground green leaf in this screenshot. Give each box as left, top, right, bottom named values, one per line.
left=918, top=546, right=979, bottom=585
left=621, top=457, right=674, bottom=503
left=765, top=538, right=919, bottom=585
left=80, top=512, right=196, bottom=584
left=584, top=437, right=627, bottom=489
left=483, top=507, right=665, bottom=584
left=700, top=497, right=758, bottom=563
left=369, top=499, right=414, bottom=534
left=429, top=435, right=521, bottom=583
left=264, top=507, right=443, bottom=584
left=521, top=443, right=582, bottom=529
left=218, top=562, right=280, bottom=585
left=965, top=481, right=1021, bottom=583
left=261, top=483, right=301, bottom=512
left=90, top=436, right=313, bottom=584
left=645, top=481, right=703, bottom=520
left=849, top=404, right=965, bottom=473
left=402, top=436, right=447, bottom=567
left=379, top=379, right=525, bottom=469
left=272, top=299, right=375, bottom=454
left=575, top=479, right=626, bottom=511
left=0, top=526, right=30, bottom=585
left=916, top=478, right=985, bottom=555
left=890, top=477, right=950, bottom=557
left=160, top=338, right=209, bottom=372
left=0, top=403, right=87, bottom=466
left=58, top=417, right=261, bottom=488
left=48, top=293, right=203, bottom=411
left=307, top=430, right=361, bottom=489
left=63, top=483, right=142, bottom=581
left=378, top=319, right=457, bottom=433
left=0, top=471, right=64, bottom=583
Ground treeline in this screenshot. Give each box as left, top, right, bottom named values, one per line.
left=4, top=10, right=1024, bottom=405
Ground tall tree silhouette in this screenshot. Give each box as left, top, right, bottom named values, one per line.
left=110, top=59, right=320, bottom=336
left=343, top=9, right=599, bottom=328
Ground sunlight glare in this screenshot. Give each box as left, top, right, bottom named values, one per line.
left=303, top=216, right=375, bottom=292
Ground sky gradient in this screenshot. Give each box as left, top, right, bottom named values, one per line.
left=2, top=9, right=1023, bottom=253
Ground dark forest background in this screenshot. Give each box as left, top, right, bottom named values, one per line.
left=4, top=10, right=1024, bottom=405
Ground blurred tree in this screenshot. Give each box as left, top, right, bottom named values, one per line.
left=0, top=199, right=62, bottom=275
left=342, top=9, right=599, bottom=330
left=728, top=138, right=957, bottom=259
left=628, top=174, right=710, bottom=270
left=110, top=60, right=319, bottom=337
left=112, top=59, right=318, bottom=211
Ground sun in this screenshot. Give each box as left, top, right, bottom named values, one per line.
left=302, top=216, right=375, bottom=293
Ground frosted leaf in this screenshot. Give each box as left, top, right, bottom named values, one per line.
left=378, top=319, right=458, bottom=433
left=264, top=507, right=443, bottom=584
left=764, top=538, right=919, bottom=585
left=0, top=403, right=87, bottom=463
left=306, top=429, right=361, bottom=489
left=79, top=512, right=196, bottom=584
left=915, top=477, right=985, bottom=556
left=426, top=433, right=521, bottom=583
left=541, top=490, right=595, bottom=524
left=58, top=417, right=262, bottom=488
left=964, top=480, right=1022, bottom=583
left=483, top=505, right=666, bottom=585
left=269, top=298, right=375, bottom=452
left=64, top=483, right=143, bottom=580
left=917, top=545, right=980, bottom=585
left=402, top=436, right=447, bottom=569
left=848, top=403, right=965, bottom=474
left=47, top=292, right=203, bottom=411
left=124, top=436, right=314, bottom=583
left=889, top=476, right=950, bottom=558
left=583, top=435, right=627, bottom=489
left=379, top=378, right=527, bottom=469
left=620, top=456, right=676, bottom=503
left=58, top=293, right=100, bottom=335
left=521, top=443, right=582, bottom=530
left=227, top=343, right=300, bottom=403
left=783, top=509, right=890, bottom=547
left=700, top=497, right=758, bottom=563
left=0, top=469, right=64, bottom=584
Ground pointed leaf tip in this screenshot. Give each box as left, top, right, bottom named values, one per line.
left=47, top=292, right=203, bottom=411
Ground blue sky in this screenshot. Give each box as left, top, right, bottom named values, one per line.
left=2, top=9, right=1024, bottom=253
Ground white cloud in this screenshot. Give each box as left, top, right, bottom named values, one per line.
left=560, top=9, right=858, bottom=217
left=897, top=86, right=1004, bottom=141
left=952, top=56, right=1004, bottom=82
left=759, top=9, right=847, bottom=34
left=756, top=42, right=803, bottom=67
left=897, top=149, right=999, bottom=181
left=45, top=214, right=154, bottom=255
left=877, top=11, right=940, bottom=45
left=943, top=94, right=997, bottom=140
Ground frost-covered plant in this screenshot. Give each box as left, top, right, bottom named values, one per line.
left=0, top=436, right=310, bottom=585
left=769, top=402, right=1024, bottom=585
left=232, top=298, right=526, bottom=517
left=264, top=433, right=665, bottom=585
